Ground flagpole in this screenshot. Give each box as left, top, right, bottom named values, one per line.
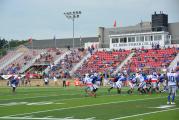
left=32, top=39, right=34, bottom=55
left=55, top=36, right=56, bottom=48
left=54, top=35, right=56, bottom=48
left=80, top=36, right=82, bottom=47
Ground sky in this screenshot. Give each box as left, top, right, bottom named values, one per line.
left=0, top=0, right=179, bottom=40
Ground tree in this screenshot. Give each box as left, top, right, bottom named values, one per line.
left=0, top=38, right=8, bottom=49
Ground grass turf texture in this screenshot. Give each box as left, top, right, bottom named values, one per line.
left=0, top=86, right=178, bottom=120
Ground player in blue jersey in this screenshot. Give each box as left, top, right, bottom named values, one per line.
left=166, top=69, right=179, bottom=104
left=158, top=73, right=167, bottom=92
left=127, top=74, right=137, bottom=94
left=10, top=75, right=19, bottom=93
left=108, top=73, right=123, bottom=94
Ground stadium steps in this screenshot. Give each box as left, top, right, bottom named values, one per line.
left=168, top=52, right=179, bottom=71
left=44, top=50, right=72, bottom=74
left=0, top=51, right=15, bottom=66
left=113, top=52, right=134, bottom=75
left=19, top=53, right=42, bottom=73
left=0, top=52, right=23, bottom=71
left=69, top=50, right=95, bottom=76
left=54, top=50, right=72, bottom=64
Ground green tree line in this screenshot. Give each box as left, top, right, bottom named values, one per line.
left=0, top=38, right=28, bottom=57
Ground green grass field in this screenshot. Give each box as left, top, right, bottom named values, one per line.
left=0, top=86, right=178, bottom=120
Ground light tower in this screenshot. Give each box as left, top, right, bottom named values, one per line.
left=64, top=11, right=82, bottom=49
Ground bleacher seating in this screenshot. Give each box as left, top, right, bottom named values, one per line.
left=0, top=51, right=16, bottom=67
left=123, top=47, right=177, bottom=72
left=34, top=48, right=64, bottom=65
left=75, top=49, right=131, bottom=75
left=56, top=49, right=86, bottom=71
left=1, top=45, right=178, bottom=77
left=3, top=49, right=42, bottom=74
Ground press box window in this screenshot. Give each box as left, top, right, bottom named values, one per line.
left=145, top=35, right=153, bottom=41
left=128, top=37, right=135, bottom=42
left=154, top=35, right=162, bottom=41
left=136, top=36, right=144, bottom=42
left=120, top=37, right=127, bottom=43
left=112, top=38, right=119, bottom=43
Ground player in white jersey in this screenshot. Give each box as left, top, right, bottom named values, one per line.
left=166, top=70, right=178, bottom=104
left=149, top=72, right=159, bottom=93
left=84, top=74, right=98, bottom=97
left=135, top=73, right=147, bottom=94
left=84, top=74, right=93, bottom=95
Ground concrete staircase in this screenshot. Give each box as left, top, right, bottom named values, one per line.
left=69, top=51, right=92, bottom=76
left=113, top=52, right=134, bottom=75
left=19, top=54, right=41, bottom=73
left=168, top=53, right=179, bottom=71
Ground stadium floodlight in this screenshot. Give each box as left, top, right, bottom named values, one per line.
left=64, top=11, right=82, bottom=49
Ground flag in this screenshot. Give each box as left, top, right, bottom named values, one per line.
left=29, top=37, right=32, bottom=44
left=113, top=20, right=116, bottom=27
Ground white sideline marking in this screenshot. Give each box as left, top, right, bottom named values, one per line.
left=23, top=115, right=33, bottom=118
left=85, top=117, right=96, bottom=120
left=148, top=105, right=175, bottom=109
left=4, top=96, right=165, bottom=117
left=0, top=102, right=28, bottom=106
left=0, top=116, right=83, bottom=120
left=63, top=116, right=74, bottom=119
left=0, top=102, right=64, bottom=106
left=0, top=116, right=96, bottom=120
left=110, top=108, right=179, bottom=120
left=55, top=103, right=65, bottom=104
left=26, top=102, right=53, bottom=106
left=0, top=95, right=59, bottom=101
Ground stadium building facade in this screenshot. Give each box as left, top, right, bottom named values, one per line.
left=28, top=37, right=98, bottom=49
left=98, top=12, right=179, bottom=49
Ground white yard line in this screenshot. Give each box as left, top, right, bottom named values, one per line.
left=0, top=95, right=59, bottom=101
left=4, top=96, right=165, bottom=117
left=110, top=108, right=179, bottom=120
left=0, top=116, right=83, bottom=120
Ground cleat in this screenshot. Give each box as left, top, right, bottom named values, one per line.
left=171, top=102, right=175, bottom=105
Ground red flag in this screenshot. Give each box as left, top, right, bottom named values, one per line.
left=29, top=37, right=32, bottom=44
left=113, top=20, right=116, bottom=27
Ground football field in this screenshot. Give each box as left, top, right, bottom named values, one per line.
left=0, top=86, right=178, bottom=120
